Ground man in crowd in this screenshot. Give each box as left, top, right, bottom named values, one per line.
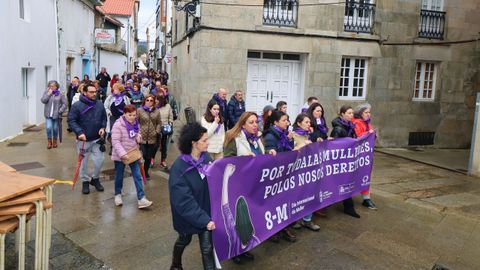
left=227, top=90, right=246, bottom=129
left=96, top=67, right=111, bottom=103
left=68, top=82, right=107, bottom=195
left=301, top=96, right=319, bottom=113
left=67, top=76, right=80, bottom=111
left=210, top=88, right=228, bottom=131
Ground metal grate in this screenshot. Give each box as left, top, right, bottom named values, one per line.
left=418, top=9, right=445, bottom=39
left=344, top=1, right=375, bottom=33
left=10, top=162, right=44, bottom=171
left=263, top=0, right=298, bottom=27
left=408, top=132, right=435, bottom=146
left=7, top=142, right=29, bottom=147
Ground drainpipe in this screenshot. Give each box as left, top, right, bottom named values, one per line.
left=54, top=0, right=60, bottom=83
left=127, top=17, right=131, bottom=72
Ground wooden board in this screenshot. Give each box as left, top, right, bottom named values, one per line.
left=0, top=161, right=16, bottom=172
left=0, top=190, right=46, bottom=207
left=0, top=171, right=54, bottom=202
left=0, top=215, right=14, bottom=222
left=0, top=218, right=19, bottom=234
left=0, top=203, right=34, bottom=216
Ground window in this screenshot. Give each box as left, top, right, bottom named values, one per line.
left=263, top=0, right=298, bottom=27
left=422, top=0, right=443, bottom=11
left=344, top=0, right=375, bottom=33
left=339, top=57, right=368, bottom=100
left=413, top=62, right=437, bottom=101
left=419, top=0, right=445, bottom=39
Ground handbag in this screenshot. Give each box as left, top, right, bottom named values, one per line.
left=122, top=147, right=143, bottom=165
left=161, top=124, right=173, bottom=136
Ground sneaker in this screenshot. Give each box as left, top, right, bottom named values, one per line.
left=362, top=199, right=378, bottom=210
left=114, top=194, right=123, bottom=206
left=301, top=220, right=320, bottom=231
left=291, top=221, right=302, bottom=230
left=138, top=197, right=153, bottom=209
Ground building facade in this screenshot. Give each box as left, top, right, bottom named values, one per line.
left=171, top=0, right=480, bottom=148
left=0, top=0, right=58, bottom=140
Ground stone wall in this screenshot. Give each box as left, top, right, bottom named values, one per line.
left=171, top=0, right=480, bottom=148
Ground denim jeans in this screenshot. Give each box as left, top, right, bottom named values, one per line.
left=114, top=160, right=145, bottom=200
left=303, top=214, right=313, bottom=222
left=76, top=139, right=105, bottom=182
left=45, top=117, right=59, bottom=139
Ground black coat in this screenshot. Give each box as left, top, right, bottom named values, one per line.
left=169, top=155, right=212, bottom=234
left=67, top=95, right=107, bottom=141
left=330, top=117, right=356, bottom=139
left=227, top=95, right=245, bottom=129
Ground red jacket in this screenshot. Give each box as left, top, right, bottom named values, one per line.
left=352, top=118, right=373, bottom=137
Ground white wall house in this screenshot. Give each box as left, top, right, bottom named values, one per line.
left=57, top=0, right=101, bottom=88
left=0, top=0, right=58, bottom=141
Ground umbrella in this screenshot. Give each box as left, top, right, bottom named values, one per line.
left=72, top=142, right=86, bottom=191
left=58, top=116, right=63, bottom=143
left=139, top=159, right=147, bottom=185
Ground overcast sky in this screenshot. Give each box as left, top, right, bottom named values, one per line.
left=137, top=0, right=157, bottom=44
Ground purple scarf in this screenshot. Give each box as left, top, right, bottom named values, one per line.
left=113, top=93, right=125, bottom=106
left=180, top=152, right=209, bottom=177
left=294, top=128, right=309, bottom=137
left=273, top=125, right=292, bottom=151
left=242, top=128, right=259, bottom=144
left=51, top=89, right=60, bottom=96
left=122, top=116, right=139, bottom=139
left=80, top=95, right=96, bottom=115
left=142, top=105, right=156, bottom=113
left=339, top=118, right=356, bottom=137
left=364, top=118, right=371, bottom=131
left=214, top=123, right=223, bottom=134
left=316, top=117, right=329, bottom=134
left=214, top=94, right=226, bottom=109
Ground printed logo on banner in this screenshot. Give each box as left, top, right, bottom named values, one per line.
left=318, top=190, right=333, bottom=203
left=361, top=175, right=370, bottom=187
left=338, top=182, right=355, bottom=195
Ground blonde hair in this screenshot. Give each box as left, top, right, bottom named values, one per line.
left=113, top=83, right=125, bottom=92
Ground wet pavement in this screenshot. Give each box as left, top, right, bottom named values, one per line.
left=1, top=123, right=480, bottom=270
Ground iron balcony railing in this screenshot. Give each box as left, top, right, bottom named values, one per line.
left=344, top=1, right=375, bottom=33
left=418, top=9, right=445, bottom=39
left=263, top=0, right=298, bottom=27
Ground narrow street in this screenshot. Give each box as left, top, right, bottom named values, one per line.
left=2, top=124, right=479, bottom=269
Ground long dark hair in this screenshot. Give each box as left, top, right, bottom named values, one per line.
left=307, top=102, right=327, bottom=131
left=203, top=100, right=224, bottom=124
left=292, top=113, right=309, bottom=129
left=263, top=110, right=286, bottom=135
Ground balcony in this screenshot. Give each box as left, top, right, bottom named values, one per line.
left=263, top=0, right=298, bottom=27
left=344, top=1, right=375, bottom=34
left=418, top=9, right=445, bottom=39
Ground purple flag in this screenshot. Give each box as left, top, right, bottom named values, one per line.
left=206, top=133, right=375, bottom=261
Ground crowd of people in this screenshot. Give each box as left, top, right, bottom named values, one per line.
left=41, top=71, right=376, bottom=270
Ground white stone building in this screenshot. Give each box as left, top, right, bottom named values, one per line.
left=0, top=0, right=58, bottom=140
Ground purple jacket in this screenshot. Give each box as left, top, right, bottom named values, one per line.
left=111, top=117, right=142, bottom=161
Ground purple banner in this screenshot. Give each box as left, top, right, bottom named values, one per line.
left=206, top=133, right=375, bottom=261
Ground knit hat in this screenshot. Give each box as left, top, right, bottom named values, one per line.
left=354, top=103, right=371, bottom=118
left=263, top=105, right=275, bottom=113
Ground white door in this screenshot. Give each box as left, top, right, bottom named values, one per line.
left=246, top=59, right=303, bottom=117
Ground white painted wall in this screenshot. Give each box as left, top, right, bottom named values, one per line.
left=114, top=15, right=135, bottom=72
left=57, top=0, right=96, bottom=87
left=0, top=0, right=58, bottom=141
left=99, top=50, right=127, bottom=82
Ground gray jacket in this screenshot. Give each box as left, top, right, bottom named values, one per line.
left=41, top=90, right=67, bottom=119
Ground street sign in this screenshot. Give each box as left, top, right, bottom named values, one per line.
left=94, top=29, right=115, bottom=44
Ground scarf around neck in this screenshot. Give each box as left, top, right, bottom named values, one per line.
left=339, top=118, right=356, bottom=137
left=80, top=94, right=96, bottom=115
left=122, top=116, right=139, bottom=139
left=113, top=93, right=125, bottom=106
left=273, top=125, right=292, bottom=151
left=180, top=152, right=209, bottom=177
left=363, top=118, right=371, bottom=131
left=294, top=127, right=309, bottom=137
left=142, top=105, right=156, bottom=113
left=316, top=117, right=329, bottom=134
left=51, top=89, right=60, bottom=96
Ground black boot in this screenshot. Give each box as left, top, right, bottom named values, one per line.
left=343, top=198, right=360, bottom=218
left=90, top=178, right=104, bottom=192
left=199, top=231, right=215, bottom=270
left=171, top=234, right=191, bottom=270
left=82, top=181, right=90, bottom=194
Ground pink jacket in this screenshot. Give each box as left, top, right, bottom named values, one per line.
left=111, top=117, right=142, bottom=161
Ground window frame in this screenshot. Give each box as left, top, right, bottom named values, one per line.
left=412, top=61, right=438, bottom=102
left=338, top=57, right=369, bottom=101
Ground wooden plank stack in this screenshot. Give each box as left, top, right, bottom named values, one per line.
left=0, top=161, right=55, bottom=270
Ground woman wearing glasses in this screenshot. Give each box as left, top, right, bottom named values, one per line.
left=137, top=94, right=162, bottom=180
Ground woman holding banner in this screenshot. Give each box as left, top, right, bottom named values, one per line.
left=331, top=105, right=361, bottom=218
left=201, top=100, right=225, bottom=160
left=223, top=112, right=264, bottom=264
left=168, top=123, right=216, bottom=270
left=307, top=102, right=329, bottom=142
left=263, top=110, right=298, bottom=242
left=353, top=103, right=378, bottom=210
left=291, top=113, right=321, bottom=231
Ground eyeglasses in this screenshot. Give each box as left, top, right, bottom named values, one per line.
left=87, top=91, right=97, bottom=94
left=145, top=99, right=154, bottom=102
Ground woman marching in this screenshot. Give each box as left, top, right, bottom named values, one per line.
left=306, top=102, right=330, bottom=142
left=223, top=112, right=266, bottom=264
left=352, top=103, right=378, bottom=210
left=331, top=105, right=361, bottom=218
left=201, top=100, right=225, bottom=160
left=291, top=113, right=321, bottom=231
left=155, top=94, right=173, bottom=169
left=105, top=83, right=131, bottom=155
left=111, top=104, right=153, bottom=208
left=137, top=94, right=162, bottom=180
left=168, top=123, right=216, bottom=270
left=41, top=80, right=67, bottom=149
left=263, top=110, right=297, bottom=243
